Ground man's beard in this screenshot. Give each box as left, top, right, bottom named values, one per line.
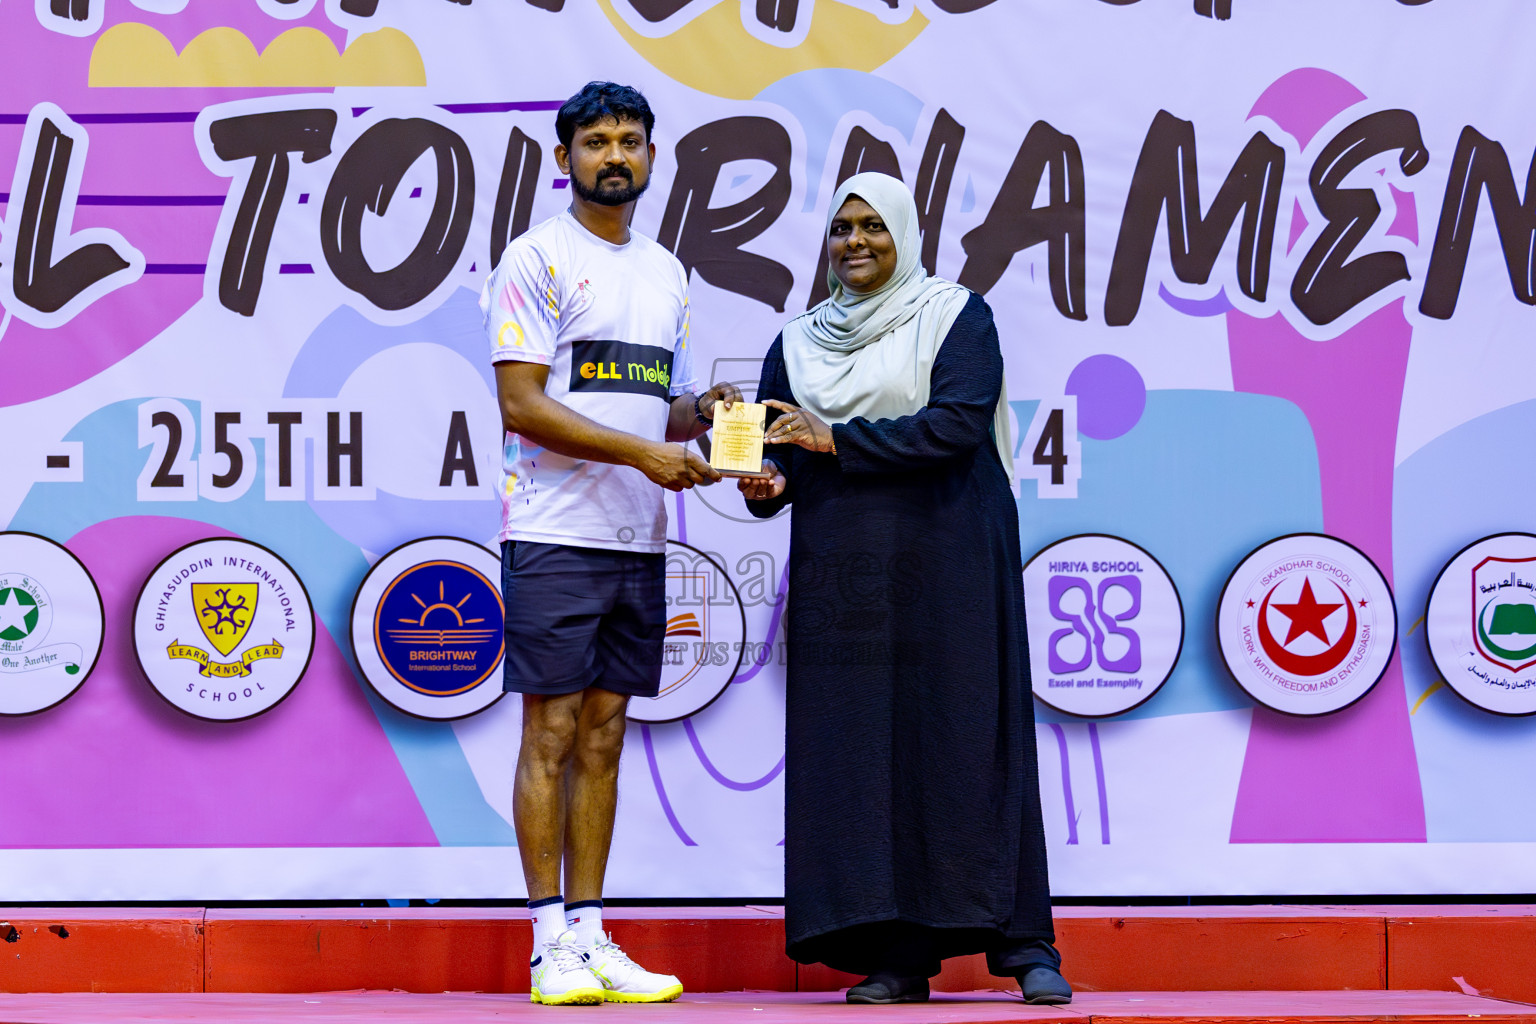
left=572, top=165, right=649, bottom=206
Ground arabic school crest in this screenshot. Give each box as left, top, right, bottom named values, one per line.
left=1472, top=556, right=1536, bottom=673
left=1426, top=534, right=1536, bottom=716
left=1217, top=533, right=1397, bottom=716
left=132, top=537, right=315, bottom=722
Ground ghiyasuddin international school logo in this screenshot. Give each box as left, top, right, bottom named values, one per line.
left=167, top=583, right=283, bottom=679
left=1218, top=534, right=1397, bottom=716
left=1426, top=534, right=1536, bottom=716
left=133, top=538, right=315, bottom=722
left=349, top=538, right=506, bottom=721
left=0, top=532, right=104, bottom=716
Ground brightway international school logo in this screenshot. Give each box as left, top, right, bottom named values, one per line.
left=1217, top=534, right=1396, bottom=716
left=133, top=538, right=315, bottom=721
left=349, top=537, right=505, bottom=720
left=0, top=532, right=104, bottom=716
left=1022, top=534, right=1183, bottom=718
left=1426, top=533, right=1536, bottom=716
left=627, top=540, right=747, bottom=724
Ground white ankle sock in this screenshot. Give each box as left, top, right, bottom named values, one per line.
left=566, top=900, right=603, bottom=948
left=529, top=896, right=567, bottom=952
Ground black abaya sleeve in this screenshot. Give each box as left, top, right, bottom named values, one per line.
left=830, top=292, right=1005, bottom=476
left=743, top=333, right=797, bottom=518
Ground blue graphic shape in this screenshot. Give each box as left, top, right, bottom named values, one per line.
left=285, top=287, right=495, bottom=399
left=283, top=285, right=499, bottom=555
left=1394, top=397, right=1536, bottom=842
left=377, top=560, right=505, bottom=697
left=9, top=400, right=514, bottom=847
left=1015, top=389, right=1323, bottom=722
left=755, top=70, right=925, bottom=213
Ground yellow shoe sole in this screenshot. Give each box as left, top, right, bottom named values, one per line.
left=602, top=983, right=684, bottom=1004
left=531, top=986, right=605, bottom=1005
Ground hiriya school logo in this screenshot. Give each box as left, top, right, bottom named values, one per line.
left=349, top=537, right=505, bottom=721
left=627, top=540, right=747, bottom=724
left=1217, top=534, right=1397, bottom=716
left=1023, top=534, right=1183, bottom=718
left=133, top=538, right=315, bottom=721
left=1426, top=533, right=1536, bottom=716
left=0, top=532, right=104, bottom=716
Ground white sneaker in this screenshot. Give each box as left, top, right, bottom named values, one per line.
left=587, top=932, right=684, bottom=1003
left=530, top=930, right=604, bottom=1006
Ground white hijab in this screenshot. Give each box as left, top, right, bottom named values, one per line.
left=781, top=172, right=1013, bottom=475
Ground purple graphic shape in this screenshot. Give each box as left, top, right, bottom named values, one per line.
left=1048, top=723, right=1079, bottom=845
left=1065, top=354, right=1147, bottom=441
left=279, top=264, right=315, bottom=274
left=1089, top=723, right=1110, bottom=845
left=640, top=723, right=698, bottom=846
left=0, top=0, right=348, bottom=408
left=1387, top=185, right=1418, bottom=244
left=1248, top=69, right=1367, bottom=150
left=437, top=101, right=564, bottom=114
left=682, top=719, right=784, bottom=791
left=1288, top=200, right=1309, bottom=254
left=0, top=516, right=437, bottom=848
left=1226, top=301, right=1423, bottom=843
left=1157, top=284, right=1233, bottom=318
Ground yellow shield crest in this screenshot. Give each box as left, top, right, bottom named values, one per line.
left=192, top=582, right=258, bottom=657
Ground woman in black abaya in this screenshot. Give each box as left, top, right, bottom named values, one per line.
left=739, top=172, right=1070, bottom=1006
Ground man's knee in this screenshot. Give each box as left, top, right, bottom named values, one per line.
left=519, top=695, right=582, bottom=771
left=571, top=692, right=629, bottom=772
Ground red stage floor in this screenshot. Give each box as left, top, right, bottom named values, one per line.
left=0, top=989, right=1529, bottom=1024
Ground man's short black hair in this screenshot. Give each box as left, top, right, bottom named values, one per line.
left=556, top=82, right=655, bottom=149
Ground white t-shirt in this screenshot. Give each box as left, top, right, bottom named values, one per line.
left=481, top=212, right=696, bottom=554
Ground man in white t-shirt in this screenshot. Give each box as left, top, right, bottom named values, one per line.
left=480, top=82, right=738, bottom=1007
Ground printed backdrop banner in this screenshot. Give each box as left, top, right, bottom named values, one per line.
left=0, top=0, right=1533, bottom=899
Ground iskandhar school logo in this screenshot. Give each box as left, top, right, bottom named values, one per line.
left=0, top=532, right=104, bottom=716
left=350, top=537, right=505, bottom=721
left=1426, top=533, right=1536, bottom=716
left=133, top=538, right=315, bottom=721
left=1217, top=534, right=1397, bottom=716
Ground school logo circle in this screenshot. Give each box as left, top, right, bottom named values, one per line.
left=1217, top=533, right=1396, bottom=716
left=0, top=532, right=104, bottom=716
left=628, top=540, right=747, bottom=724
left=349, top=537, right=505, bottom=720
left=1426, top=533, right=1536, bottom=716
left=133, top=537, right=315, bottom=721
left=1023, top=534, right=1183, bottom=718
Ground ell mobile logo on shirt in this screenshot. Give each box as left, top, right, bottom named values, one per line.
left=569, top=340, right=675, bottom=401
left=133, top=538, right=315, bottom=721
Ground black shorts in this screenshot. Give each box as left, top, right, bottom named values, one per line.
left=501, top=541, right=666, bottom=698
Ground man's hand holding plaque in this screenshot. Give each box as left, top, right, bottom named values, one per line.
left=710, top=401, right=773, bottom=478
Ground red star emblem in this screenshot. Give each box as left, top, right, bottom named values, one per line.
left=1270, top=577, right=1343, bottom=646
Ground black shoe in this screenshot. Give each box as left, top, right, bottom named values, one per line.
left=845, top=972, right=931, bottom=1004
left=1018, top=965, right=1072, bottom=1004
